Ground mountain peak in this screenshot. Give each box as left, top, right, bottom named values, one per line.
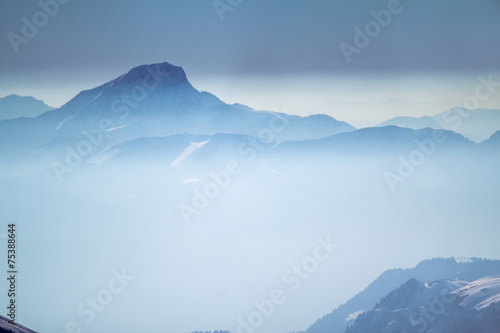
left=57, top=61, right=194, bottom=111
left=114, top=62, right=188, bottom=86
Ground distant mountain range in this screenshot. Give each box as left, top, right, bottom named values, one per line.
left=434, top=107, right=500, bottom=143
left=5, top=125, right=498, bottom=180
left=0, top=61, right=498, bottom=180
left=1, top=62, right=499, bottom=172
left=306, top=258, right=500, bottom=333
left=0, top=94, right=54, bottom=121
left=377, top=108, right=500, bottom=142
left=376, top=116, right=443, bottom=131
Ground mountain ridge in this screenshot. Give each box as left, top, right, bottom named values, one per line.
left=0, top=94, right=54, bottom=121
left=345, top=275, right=500, bottom=333
left=306, top=257, right=500, bottom=333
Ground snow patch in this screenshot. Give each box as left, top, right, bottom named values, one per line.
left=455, top=258, right=474, bottom=264
left=345, top=310, right=364, bottom=322
left=106, top=124, right=128, bottom=132
left=171, top=140, right=209, bottom=168
left=454, top=276, right=500, bottom=310
left=183, top=179, right=201, bottom=184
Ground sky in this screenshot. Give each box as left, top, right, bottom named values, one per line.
left=1, top=0, right=500, bottom=125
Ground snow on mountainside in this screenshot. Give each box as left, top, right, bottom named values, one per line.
left=345, top=276, right=500, bottom=333
left=455, top=275, right=500, bottom=310
left=306, top=258, right=500, bottom=333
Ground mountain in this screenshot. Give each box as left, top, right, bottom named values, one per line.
left=0, top=94, right=54, bottom=121
left=433, top=107, right=500, bottom=142
left=27, top=126, right=474, bottom=175
left=306, top=258, right=500, bottom=333
left=376, top=116, right=443, bottom=130
left=10, top=122, right=495, bottom=181
left=345, top=275, right=500, bottom=333
left=375, top=108, right=500, bottom=143
left=273, top=126, right=474, bottom=158
left=0, top=315, right=37, bottom=333
left=0, top=62, right=355, bottom=158
left=88, top=133, right=211, bottom=166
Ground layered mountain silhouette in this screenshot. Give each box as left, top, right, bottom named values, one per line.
left=376, top=116, right=443, bottom=131
left=0, top=94, right=54, bottom=121
left=0, top=62, right=354, bottom=157
left=3, top=61, right=500, bottom=179
left=377, top=107, right=500, bottom=143
left=433, top=107, right=500, bottom=142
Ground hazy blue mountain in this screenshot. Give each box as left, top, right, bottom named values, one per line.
left=306, top=258, right=500, bottom=333
left=433, top=107, right=500, bottom=142
left=376, top=116, right=443, bottom=130
left=0, top=62, right=354, bottom=157
left=31, top=126, right=473, bottom=172
left=0, top=94, right=54, bottom=121
left=273, top=126, right=474, bottom=158
left=11, top=123, right=497, bottom=180
left=345, top=275, right=500, bottom=333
